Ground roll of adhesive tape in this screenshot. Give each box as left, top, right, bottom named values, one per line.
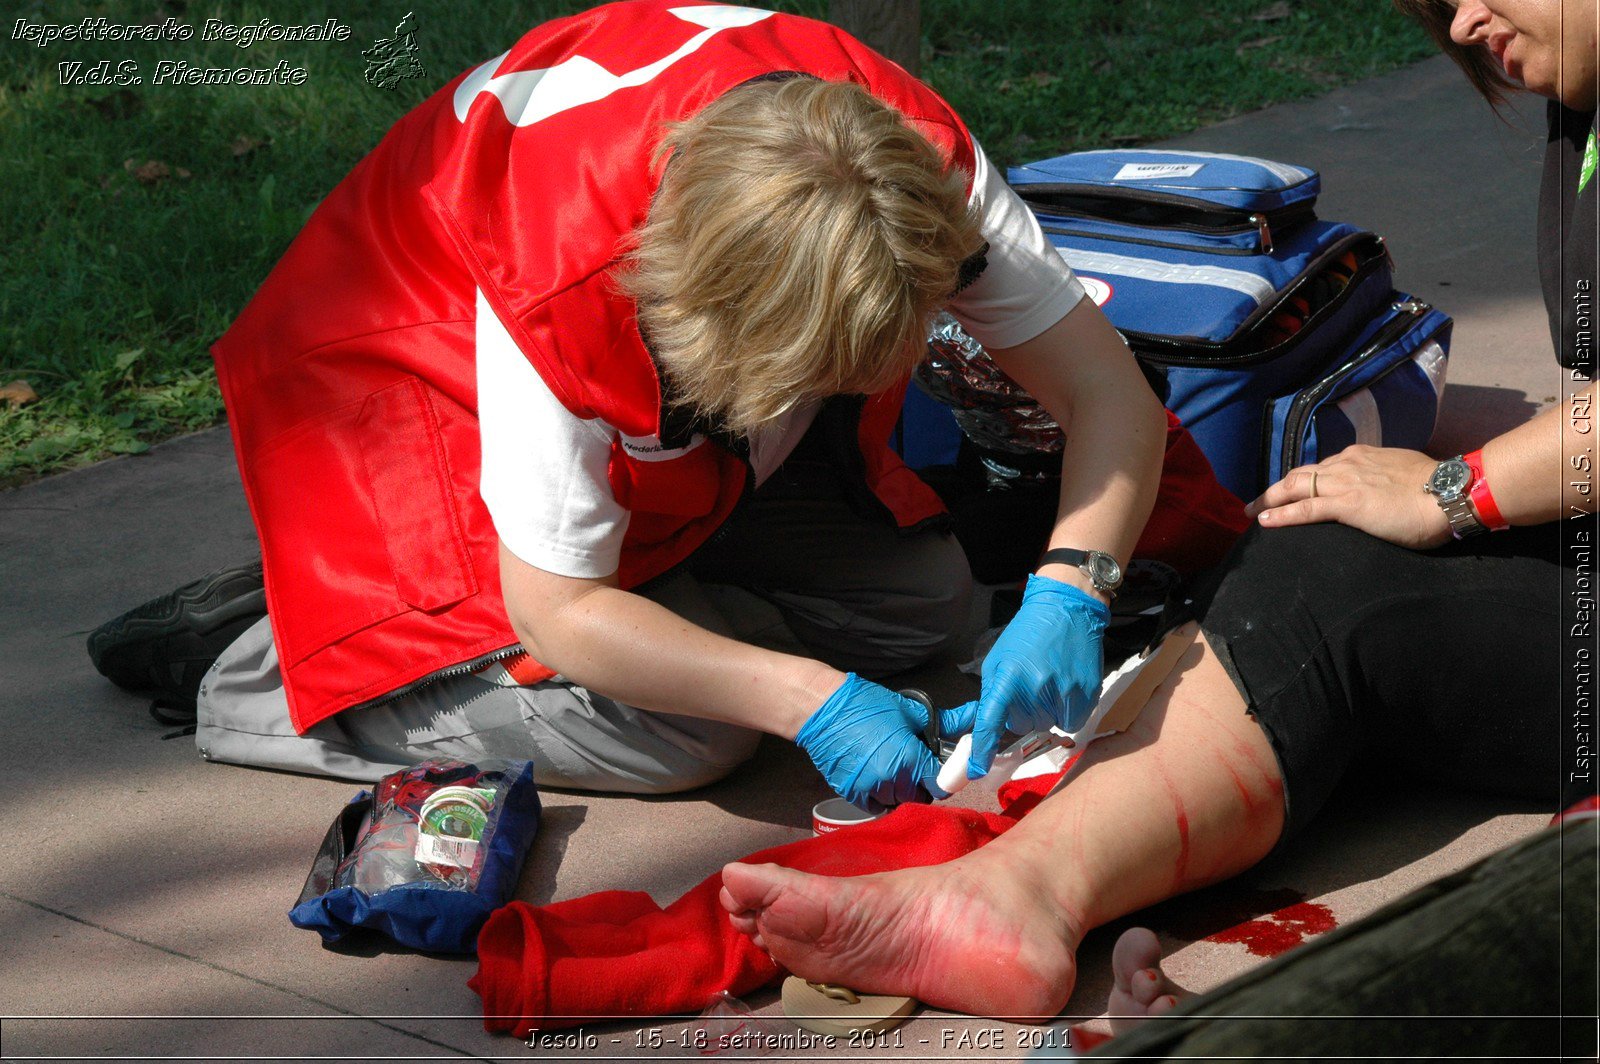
left=812, top=798, right=881, bottom=837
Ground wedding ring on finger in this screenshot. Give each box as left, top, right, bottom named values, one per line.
left=1310, top=472, right=1319, bottom=499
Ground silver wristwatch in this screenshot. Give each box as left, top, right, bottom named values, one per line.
left=1423, top=456, right=1486, bottom=539
left=1039, top=548, right=1124, bottom=597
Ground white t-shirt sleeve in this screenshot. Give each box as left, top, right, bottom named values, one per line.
left=947, top=137, right=1086, bottom=351
left=475, top=290, right=629, bottom=579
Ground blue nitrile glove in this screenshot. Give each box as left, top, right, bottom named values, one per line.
left=796, top=674, right=976, bottom=814
left=959, top=574, right=1109, bottom=780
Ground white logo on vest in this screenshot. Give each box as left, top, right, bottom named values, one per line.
left=453, top=6, right=776, bottom=126
left=619, top=432, right=707, bottom=461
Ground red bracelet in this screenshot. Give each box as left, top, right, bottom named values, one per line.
left=1463, top=450, right=1509, bottom=531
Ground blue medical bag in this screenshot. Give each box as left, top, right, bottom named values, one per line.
left=904, top=148, right=1453, bottom=501
left=1262, top=296, right=1452, bottom=484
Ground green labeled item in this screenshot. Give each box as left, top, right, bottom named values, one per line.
left=416, top=785, right=497, bottom=875
left=419, top=786, right=494, bottom=838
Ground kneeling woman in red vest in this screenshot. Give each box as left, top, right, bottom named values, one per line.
left=92, top=2, right=1190, bottom=810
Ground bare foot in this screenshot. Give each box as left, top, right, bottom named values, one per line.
left=719, top=856, right=1084, bottom=1022
left=1107, top=927, right=1187, bottom=1033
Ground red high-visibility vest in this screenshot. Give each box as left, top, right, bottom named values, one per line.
left=212, top=2, right=970, bottom=732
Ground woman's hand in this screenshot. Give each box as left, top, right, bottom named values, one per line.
left=1247, top=445, right=1453, bottom=549
left=796, top=674, right=973, bottom=812
left=956, top=573, right=1108, bottom=778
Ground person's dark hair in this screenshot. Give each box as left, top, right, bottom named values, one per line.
left=1392, top=0, right=1518, bottom=108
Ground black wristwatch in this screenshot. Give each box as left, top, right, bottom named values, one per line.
left=1423, top=456, right=1487, bottom=539
left=1039, top=548, right=1124, bottom=597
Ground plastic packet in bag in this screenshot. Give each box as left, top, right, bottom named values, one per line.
left=289, top=757, right=540, bottom=953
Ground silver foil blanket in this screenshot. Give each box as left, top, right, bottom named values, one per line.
left=917, top=313, right=1063, bottom=457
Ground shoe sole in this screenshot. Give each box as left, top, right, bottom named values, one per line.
left=87, top=562, right=267, bottom=698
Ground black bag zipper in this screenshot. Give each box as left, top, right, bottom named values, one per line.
left=1128, top=232, right=1391, bottom=368
left=1039, top=220, right=1263, bottom=258
left=1018, top=184, right=1318, bottom=253
left=1263, top=299, right=1440, bottom=485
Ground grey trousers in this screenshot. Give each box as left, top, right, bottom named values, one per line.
left=195, top=456, right=973, bottom=791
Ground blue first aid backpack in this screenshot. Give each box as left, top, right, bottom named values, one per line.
left=899, top=149, right=1454, bottom=502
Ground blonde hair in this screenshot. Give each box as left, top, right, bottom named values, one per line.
left=618, top=77, right=985, bottom=435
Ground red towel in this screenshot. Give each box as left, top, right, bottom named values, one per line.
left=471, top=771, right=1068, bottom=1035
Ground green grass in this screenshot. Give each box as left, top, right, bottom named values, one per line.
left=0, top=0, right=1435, bottom=486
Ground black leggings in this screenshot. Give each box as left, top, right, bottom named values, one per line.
left=1188, top=520, right=1590, bottom=845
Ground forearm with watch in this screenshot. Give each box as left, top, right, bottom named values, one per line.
left=1427, top=381, right=1596, bottom=536
left=1250, top=382, right=1595, bottom=547
left=963, top=300, right=1168, bottom=777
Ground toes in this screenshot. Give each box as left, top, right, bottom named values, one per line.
left=722, top=861, right=813, bottom=899
left=720, top=862, right=792, bottom=911
left=1111, top=927, right=1164, bottom=991
left=1109, top=973, right=1178, bottom=1035
left=1107, top=987, right=1145, bottom=1035
left=717, top=885, right=744, bottom=915
left=1130, top=969, right=1164, bottom=1007
left=1110, top=928, right=1173, bottom=1032
left=721, top=861, right=835, bottom=947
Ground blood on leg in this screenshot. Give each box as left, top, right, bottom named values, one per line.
left=717, top=631, right=1286, bottom=1020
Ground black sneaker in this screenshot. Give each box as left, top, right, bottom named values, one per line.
left=87, top=560, right=268, bottom=717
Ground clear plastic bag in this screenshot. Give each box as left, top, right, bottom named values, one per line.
left=340, top=761, right=515, bottom=893
left=290, top=757, right=540, bottom=952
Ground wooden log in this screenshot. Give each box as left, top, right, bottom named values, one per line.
left=827, top=0, right=921, bottom=76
